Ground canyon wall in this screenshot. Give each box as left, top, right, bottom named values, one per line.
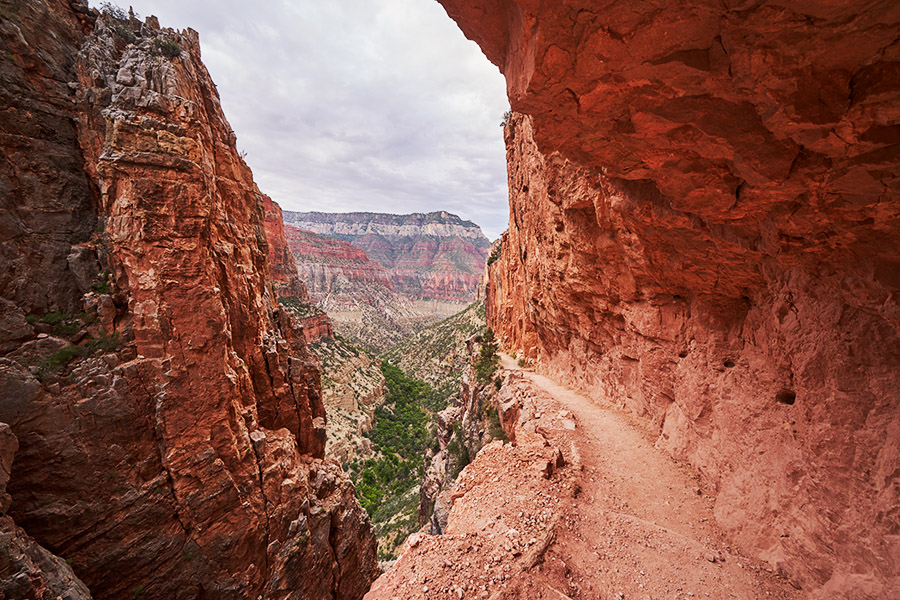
left=283, top=210, right=491, bottom=303
left=439, top=1, right=900, bottom=597
left=284, top=222, right=471, bottom=351
left=0, top=3, right=376, bottom=598
left=286, top=225, right=397, bottom=300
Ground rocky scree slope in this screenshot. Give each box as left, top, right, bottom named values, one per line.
left=283, top=210, right=491, bottom=304
left=0, top=3, right=376, bottom=599
left=310, top=335, right=386, bottom=466
left=439, top=0, right=900, bottom=596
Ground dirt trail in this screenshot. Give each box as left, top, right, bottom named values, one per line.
left=365, top=357, right=799, bottom=600
left=499, top=354, right=798, bottom=600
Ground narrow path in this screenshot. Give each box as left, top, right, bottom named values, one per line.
left=500, top=354, right=797, bottom=600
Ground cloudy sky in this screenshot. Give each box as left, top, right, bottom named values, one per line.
left=120, top=0, right=511, bottom=239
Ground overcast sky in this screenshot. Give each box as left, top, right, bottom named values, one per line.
left=119, top=0, right=510, bottom=240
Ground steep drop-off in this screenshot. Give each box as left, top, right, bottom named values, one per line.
left=0, top=3, right=376, bottom=598
left=439, top=1, right=900, bottom=597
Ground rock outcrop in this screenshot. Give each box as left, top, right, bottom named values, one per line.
left=283, top=211, right=491, bottom=303
left=264, top=196, right=310, bottom=301
left=418, top=333, right=505, bottom=536
left=1, top=3, right=377, bottom=599
left=310, top=336, right=386, bottom=465
left=439, top=1, right=900, bottom=597
left=0, top=422, right=93, bottom=600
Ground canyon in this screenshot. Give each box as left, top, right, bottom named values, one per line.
left=284, top=224, right=420, bottom=351
left=2, top=1, right=899, bottom=599
left=282, top=211, right=490, bottom=306
left=283, top=211, right=490, bottom=351
left=0, top=3, right=376, bottom=598
left=435, top=0, right=899, bottom=598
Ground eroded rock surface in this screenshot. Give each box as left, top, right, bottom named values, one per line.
left=438, top=1, right=900, bottom=597
left=284, top=211, right=490, bottom=304
left=1, top=3, right=377, bottom=598
left=0, top=422, right=92, bottom=600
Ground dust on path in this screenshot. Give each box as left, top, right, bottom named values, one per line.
left=499, top=353, right=798, bottom=600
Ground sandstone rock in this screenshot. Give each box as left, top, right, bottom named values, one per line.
left=262, top=195, right=310, bottom=301
left=0, top=422, right=92, bottom=600
left=283, top=210, right=490, bottom=304
left=1, top=3, right=377, bottom=599
left=439, top=1, right=900, bottom=596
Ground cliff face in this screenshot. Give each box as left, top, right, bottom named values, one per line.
left=285, top=224, right=452, bottom=352
left=0, top=3, right=377, bottom=599
left=283, top=211, right=491, bottom=303
left=441, top=1, right=900, bottom=596
left=286, top=225, right=396, bottom=297
left=263, top=196, right=310, bottom=301
left=0, top=422, right=92, bottom=599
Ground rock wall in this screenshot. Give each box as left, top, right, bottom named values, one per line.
left=286, top=225, right=396, bottom=298
left=263, top=196, right=310, bottom=301
left=0, top=422, right=92, bottom=600
left=439, top=1, right=900, bottom=597
left=300, top=312, right=335, bottom=343
left=283, top=210, right=491, bottom=303
left=0, top=3, right=377, bottom=599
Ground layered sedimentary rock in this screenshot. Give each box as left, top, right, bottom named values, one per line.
left=439, top=1, right=900, bottom=597
left=285, top=225, right=438, bottom=351
left=264, top=196, right=310, bottom=301
left=286, top=225, right=396, bottom=299
left=310, top=336, right=386, bottom=465
left=0, top=3, right=376, bottom=599
left=283, top=211, right=491, bottom=303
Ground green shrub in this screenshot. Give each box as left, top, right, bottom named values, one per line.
left=93, top=270, right=113, bottom=294
left=113, top=24, right=135, bottom=43
left=154, top=38, right=182, bottom=58
left=86, top=332, right=121, bottom=354
left=447, top=423, right=470, bottom=479
left=36, top=332, right=121, bottom=379
left=474, top=328, right=499, bottom=383
left=517, top=358, right=526, bottom=367
left=40, top=346, right=80, bottom=375
left=485, top=405, right=508, bottom=443
left=486, top=242, right=503, bottom=266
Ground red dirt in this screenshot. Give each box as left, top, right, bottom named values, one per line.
left=366, top=354, right=799, bottom=599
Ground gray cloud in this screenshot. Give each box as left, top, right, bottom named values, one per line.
left=122, top=0, right=510, bottom=239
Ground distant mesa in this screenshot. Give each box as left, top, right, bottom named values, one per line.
left=282, top=210, right=491, bottom=352
left=283, top=210, right=490, bottom=303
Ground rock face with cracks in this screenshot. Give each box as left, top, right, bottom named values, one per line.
left=0, top=2, right=377, bottom=599
left=438, top=0, right=900, bottom=597
left=0, top=422, right=92, bottom=600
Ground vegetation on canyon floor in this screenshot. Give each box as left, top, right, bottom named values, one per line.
left=383, top=300, right=486, bottom=406
left=347, top=362, right=434, bottom=560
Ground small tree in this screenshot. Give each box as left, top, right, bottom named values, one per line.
left=474, top=328, right=499, bottom=383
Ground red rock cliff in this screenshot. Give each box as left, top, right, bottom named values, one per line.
left=0, top=3, right=377, bottom=599
left=263, top=195, right=310, bottom=301
left=441, top=1, right=900, bottom=596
